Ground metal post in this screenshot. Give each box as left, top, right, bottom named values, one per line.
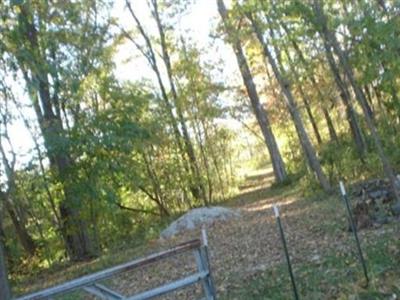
left=195, top=228, right=217, bottom=300
left=339, top=181, right=369, bottom=286
left=273, top=205, right=299, bottom=300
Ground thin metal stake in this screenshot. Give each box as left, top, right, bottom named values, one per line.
left=273, top=205, right=299, bottom=300
left=339, top=181, right=369, bottom=286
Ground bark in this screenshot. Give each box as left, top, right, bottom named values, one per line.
left=12, top=98, right=62, bottom=228
left=203, top=119, right=226, bottom=201
left=0, top=131, right=36, bottom=256
left=248, top=13, right=331, bottom=192
left=17, top=4, right=97, bottom=261
left=364, top=85, right=375, bottom=118
left=0, top=234, right=11, bottom=300
left=217, top=0, right=287, bottom=183
left=126, top=0, right=206, bottom=204
left=301, top=92, right=323, bottom=145
left=313, top=0, right=400, bottom=202
left=151, top=0, right=207, bottom=205
left=322, top=35, right=366, bottom=155
left=192, top=113, right=213, bottom=203
left=280, top=43, right=323, bottom=145
left=141, top=152, right=170, bottom=216
left=279, top=21, right=338, bottom=143
left=1, top=195, right=36, bottom=256
left=124, top=0, right=185, bottom=156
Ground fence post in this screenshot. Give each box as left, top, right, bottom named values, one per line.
left=273, top=205, right=299, bottom=300
left=339, top=181, right=369, bottom=286
left=194, top=228, right=216, bottom=300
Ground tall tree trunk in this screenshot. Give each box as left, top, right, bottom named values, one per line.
left=203, top=119, right=227, bottom=201
left=301, top=92, right=323, bottom=145
left=278, top=21, right=338, bottom=143
left=217, top=0, right=287, bottom=184
left=280, top=44, right=323, bottom=145
left=248, top=13, right=331, bottom=192
left=124, top=0, right=186, bottom=157
left=364, top=85, right=375, bottom=117
left=313, top=0, right=400, bottom=202
left=0, top=233, right=11, bottom=300
left=151, top=0, right=207, bottom=205
left=13, top=101, right=62, bottom=228
left=321, top=36, right=366, bottom=155
left=126, top=0, right=199, bottom=205
left=0, top=136, right=36, bottom=256
left=1, top=197, right=36, bottom=256
left=17, top=4, right=97, bottom=261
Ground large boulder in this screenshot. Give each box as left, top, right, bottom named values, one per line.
left=161, top=206, right=240, bottom=238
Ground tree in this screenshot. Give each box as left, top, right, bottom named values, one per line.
left=124, top=0, right=207, bottom=205
left=312, top=0, right=400, bottom=202
left=217, top=0, right=288, bottom=184
left=0, top=1, right=115, bottom=260
left=0, top=83, right=37, bottom=257
left=245, top=10, right=331, bottom=192
left=0, top=233, right=11, bottom=300
left=150, top=0, right=207, bottom=204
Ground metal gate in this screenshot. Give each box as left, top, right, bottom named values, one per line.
left=16, top=229, right=216, bottom=300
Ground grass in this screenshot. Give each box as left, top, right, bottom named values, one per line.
left=219, top=190, right=400, bottom=300
left=221, top=233, right=400, bottom=299
left=12, top=168, right=400, bottom=299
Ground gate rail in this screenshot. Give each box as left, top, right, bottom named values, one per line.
left=16, top=229, right=216, bottom=300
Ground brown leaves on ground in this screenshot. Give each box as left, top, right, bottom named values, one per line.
left=100, top=173, right=370, bottom=299
left=20, top=170, right=400, bottom=299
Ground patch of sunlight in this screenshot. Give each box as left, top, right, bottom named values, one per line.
left=243, top=197, right=296, bottom=213
left=245, top=166, right=273, bottom=177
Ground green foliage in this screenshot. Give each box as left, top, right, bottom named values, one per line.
left=1, top=0, right=400, bottom=294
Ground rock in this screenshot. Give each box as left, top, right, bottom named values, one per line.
left=349, top=176, right=400, bottom=230
left=369, top=189, right=389, bottom=199
left=391, top=202, right=400, bottom=216
left=160, top=206, right=240, bottom=238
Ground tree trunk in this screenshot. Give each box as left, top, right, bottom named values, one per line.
left=321, top=36, right=366, bottom=155
left=313, top=0, right=400, bottom=202
left=141, top=151, right=170, bottom=217
left=125, top=1, right=200, bottom=206
left=248, top=13, right=331, bottom=192
left=2, top=199, right=36, bottom=256
left=280, top=44, right=323, bottom=145
left=301, top=93, right=323, bottom=145
left=151, top=0, right=207, bottom=205
left=278, top=21, right=338, bottom=143
left=203, top=119, right=227, bottom=201
left=0, top=234, right=11, bottom=300
left=17, top=4, right=97, bottom=261
left=322, top=107, right=338, bottom=143
left=364, top=85, right=375, bottom=118
left=0, top=137, right=36, bottom=256
left=217, top=0, right=287, bottom=184
left=124, top=1, right=186, bottom=159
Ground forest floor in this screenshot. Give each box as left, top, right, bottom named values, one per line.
left=15, top=168, right=400, bottom=299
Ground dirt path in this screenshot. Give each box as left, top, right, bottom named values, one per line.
left=104, top=169, right=352, bottom=299
left=14, top=169, right=400, bottom=299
